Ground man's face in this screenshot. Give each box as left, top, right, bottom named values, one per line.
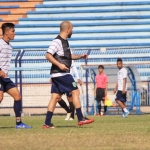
left=67, top=24, right=73, bottom=38
left=117, top=61, right=123, bottom=69
left=98, top=68, right=103, bottom=74
left=5, top=27, right=15, bottom=40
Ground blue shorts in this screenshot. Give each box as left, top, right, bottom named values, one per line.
left=0, top=77, right=16, bottom=92
left=51, top=74, right=78, bottom=94
left=115, top=90, right=127, bottom=103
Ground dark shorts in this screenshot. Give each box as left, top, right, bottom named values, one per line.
left=115, top=90, right=127, bottom=103
left=96, top=88, right=105, bottom=102
left=0, top=77, right=16, bottom=92
left=51, top=74, right=78, bottom=94
left=66, top=92, right=72, bottom=97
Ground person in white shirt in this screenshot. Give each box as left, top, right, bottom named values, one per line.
left=0, top=23, right=31, bottom=128
left=114, top=58, right=130, bottom=118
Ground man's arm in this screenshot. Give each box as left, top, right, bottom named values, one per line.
left=71, top=63, right=82, bottom=85
left=114, top=83, right=118, bottom=94
left=105, top=82, right=108, bottom=97
left=71, top=54, right=88, bottom=60
left=46, top=53, right=69, bottom=71
left=122, top=78, right=127, bottom=94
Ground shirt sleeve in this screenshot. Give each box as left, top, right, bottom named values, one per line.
left=122, top=68, right=127, bottom=78
left=47, top=40, right=59, bottom=55
left=0, top=45, right=2, bottom=53
left=71, top=62, right=80, bottom=79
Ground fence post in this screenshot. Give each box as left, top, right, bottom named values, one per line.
left=19, top=50, right=25, bottom=97
left=15, top=50, right=21, bottom=86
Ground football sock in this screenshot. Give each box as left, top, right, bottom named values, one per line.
left=58, top=99, right=71, bottom=113
left=69, top=102, right=75, bottom=119
left=76, top=107, right=83, bottom=121
left=104, top=106, right=107, bottom=113
left=14, top=100, right=22, bottom=117
left=16, top=119, right=22, bottom=125
left=123, top=108, right=128, bottom=113
left=45, top=111, right=53, bottom=126
left=98, top=104, right=101, bottom=114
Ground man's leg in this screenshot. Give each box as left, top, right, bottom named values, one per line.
left=58, top=99, right=71, bottom=113
left=0, top=91, right=4, bottom=103
left=98, top=101, right=101, bottom=115
left=7, top=87, right=31, bottom=128
left=67, top=96, right=75, bottom=119
left=71, top=89, right=94, bottom=125
left=44, top=93, right=61, bottom=127
left=116, top=100, right=129, bottom=117
left=58, top=98, right=71, bottom=120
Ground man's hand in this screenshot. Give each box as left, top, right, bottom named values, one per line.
left=0, top=70, right=7, bottom=78
left=113, top=89, right=116, bottom=94
left=77, top=79, right=82, bottom=85
left=80, top=54, right=88, bottom=59
left=59, top=64, right=69, bottom=71
left=122, top=90, right=126, bottom=95
left=49, top=78, right=52, bottom=83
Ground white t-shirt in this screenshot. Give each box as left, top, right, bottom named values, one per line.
left=117, top=67, right=128, bottom=91
left=0, top=39, right=12, bottom=75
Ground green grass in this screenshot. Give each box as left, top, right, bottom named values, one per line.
left=0, top=115, right=150, bottom=150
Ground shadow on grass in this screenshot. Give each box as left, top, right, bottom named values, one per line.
left=0, top=126, right=14, bottom=129
left=56, top=125, right=92, bottom=128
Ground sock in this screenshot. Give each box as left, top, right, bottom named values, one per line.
left=16, top=119, right=22, bottom=125
left=69, top=102, right=75, bottom=119
left=14, top=100, right=22, bottom=118
left=123, top=108, right=128, bottom=113
left=58, top=99, right=71, bottom=113
left=104, top=106, right=107, bottom=113
left=45, top=111, right=53, bottom=126
left=76, top=107, right=83, bottom=121
left=98, top=104, right=101, bottom=114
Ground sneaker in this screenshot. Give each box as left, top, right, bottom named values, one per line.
left=69, top=118, right=74, bottom=121
left=122, top=111, right=130, bottom=118
left=16, top=122, right=32, bottom=129
left=65, top=113, right=71, bottom=120
left=42, top=124, right=55, bottom=129
left=78, top=118, right=94, bottom=126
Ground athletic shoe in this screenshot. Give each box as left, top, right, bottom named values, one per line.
left=78, top=118, right=94, bottom=126
left=122, top=111, right=130, bottom=118
left=65, top=113, right=71, bottom=120
left=16, top=122, right=32, bottom=129
left=42, top=124, right=55, bottom=129
left=69, top=118, right=74, bottom=121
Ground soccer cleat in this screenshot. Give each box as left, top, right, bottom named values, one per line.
left=16, top=122, right=32, bottom=129
left=42, top=124, right=55, bottom=129
left=78, top=118, right=94, bottom=126
left=69, top=118, right=74, bottom=121
left=65, top=113, right=71, bottom=120
left=122, top=111, right=130, bottom=118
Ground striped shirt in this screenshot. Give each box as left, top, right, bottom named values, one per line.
left=117, top=67, right=128, bottom=91
left=0, top=39, right=12, bottom=75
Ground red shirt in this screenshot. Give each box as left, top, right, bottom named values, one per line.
left=95, top=73, right=108, bottom=88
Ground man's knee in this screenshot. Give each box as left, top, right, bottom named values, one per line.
left=14, top=94, right=22, bottom=101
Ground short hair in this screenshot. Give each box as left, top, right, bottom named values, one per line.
left=117, top=58, right=123, bottom=62
left=98, top=65, right=104, bottom=69
left=1, top=23, right=15, bottom=35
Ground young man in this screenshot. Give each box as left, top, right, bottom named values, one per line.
left=0, top=23, right=31, bottom=129
left=95, top=65, right=108, bottom=115
left=43, top=21, right=94, bottom=128
left=114, top=58, right=130, bottom=118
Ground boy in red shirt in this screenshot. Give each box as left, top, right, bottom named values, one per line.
left=95, top=65, right=108, bottom=115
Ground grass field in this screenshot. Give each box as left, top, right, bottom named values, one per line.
left=0, top=115, right=150, bottom=150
